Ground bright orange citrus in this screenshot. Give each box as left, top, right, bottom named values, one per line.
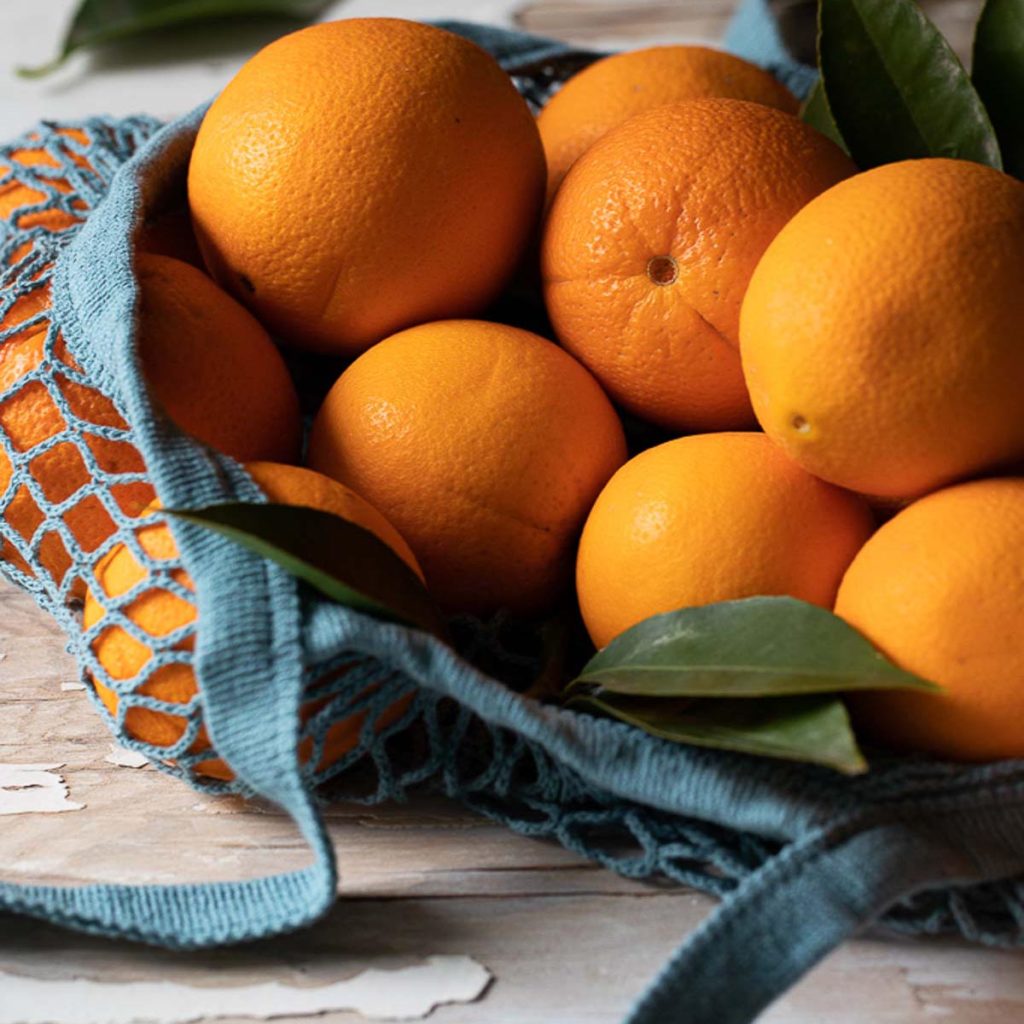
left=538, top=46, right=797, bottom=202
left=188, top=18, right=545, bottom=356
left=306, top=319, right=627, bottom=615
left=740, top=158, right=1024, bottom=500
left=135, top=254, right=301, bottom=463
left=577, top=432, right=873, bottom=649
left=83, top=461, right=421, bottom=779
left=836, top=477, right=1024, bottom=761
left=0, top=255, right=301, bottom=595
left=541, top=99, right=855, bottom=433
left=0, top=128, right=93, bottom=347
left=0, top=328, right=153, bottom=592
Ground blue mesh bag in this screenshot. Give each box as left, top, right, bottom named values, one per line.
left=5, top=3, right=1024, bottom=1021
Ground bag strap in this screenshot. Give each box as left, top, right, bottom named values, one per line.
left=0, top=107, right=340, bottom=946
left=623, top=795, right=1024, bottom=1024
left=0, top=542, right=338, bottom=947
left=0, top=27, right=577, bottom=950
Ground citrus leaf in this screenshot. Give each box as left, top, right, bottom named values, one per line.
left=570, top=596, right=938, bottom=698
left=568, top=691, right=868, bottom=775
left=819, top=0, right=1002, bottom=169
left=166, top=503, right=443, bottom=636
left=18, top=0, right=333, bottom=78
left=800, top=78, right=848, bottom=152
left=973, top=0, right=1024, bottom=178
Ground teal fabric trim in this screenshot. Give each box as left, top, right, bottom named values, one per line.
left=2, top=109, right=339, bottom=947
left=725, top=0, right=819, bottom=97
left=2, top=12, right=1024, bottom=1024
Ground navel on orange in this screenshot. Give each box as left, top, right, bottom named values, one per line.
left=542, top=99, right=854, bottom=433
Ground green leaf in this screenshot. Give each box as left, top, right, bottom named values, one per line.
left=568, top=691, right=868, bottom=775
left=570, top=596, right=938, bottom=698
left=800, top=78, right=848, bottom=152
left=973, top=0, right=1024, bottom=178
left=818, top=0, right=1002, bottom=170
left=166, top=502, right=443, bottom=636
left=18, top=0, right=333, bottom=79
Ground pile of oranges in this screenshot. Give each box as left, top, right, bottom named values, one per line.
left=12, top=18, right=1024, bottom=771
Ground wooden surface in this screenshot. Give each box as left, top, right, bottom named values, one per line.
left=5, top=577, right=1024, bottom=1023
left=513, top=0, right=981, bottom=58
left=2, top=1, right=1019, bottom=1021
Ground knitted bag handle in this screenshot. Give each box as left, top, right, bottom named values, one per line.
left=0, top=103, right=339, bottom=946
left=626, top=792, right=1024, bottom=1023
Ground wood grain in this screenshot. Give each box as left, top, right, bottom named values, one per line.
left=3, top=574, right=1024, bottom=1022
left=513, top=0, right=982, bottom=61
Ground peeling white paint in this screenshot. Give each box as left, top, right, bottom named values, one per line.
left=61, top=681, right=87, bottom=691
left=104, top=746, right=149, bottom=770
left=0, top=956, right=491, bottom=1023
left=0, top=763, right=84, bottom=815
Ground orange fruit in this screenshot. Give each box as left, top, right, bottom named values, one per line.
left=188, top=18, right=545, bottom=356
left=541, top=99, right=855, bottom=433
left=1, top=128, right=93, bottom=346
left=137, top=204, right=204, bottom=267
left=0, top=255, right=302, bottom=595
left=577, top=432, right=873, bottom=650
left=307, top=319, right=627, bottom=615
left=835, top=477, right=1024, bottom=761
left=246, top=461, right=423, bottom=579
left=0, top=127, right=91, bottom=234
left=83, top=461, right=421, bottom=780
left=538, top=46, right=797, bottom=202
left=135, top=254, right=301, bottom=464
left=0, top=328, right=154, bottom=593
left=740, top=159, right=1024, bottom=500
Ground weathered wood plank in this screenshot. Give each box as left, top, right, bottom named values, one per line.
left=513, top=0, right=982, bottom=61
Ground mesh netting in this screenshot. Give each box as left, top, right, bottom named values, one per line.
left=3, top=105, right=1024, bottom=950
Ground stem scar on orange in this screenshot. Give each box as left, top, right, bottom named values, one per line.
left=541, top=99, right=855, bottom=435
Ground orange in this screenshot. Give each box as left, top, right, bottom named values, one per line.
left=188, top=18, right=545, bottom=356
left=83, top=461, right=421, bottom=780
left=835, top=478, right=1024, bottom=761
left=0, top=328, right=154, bottom=592
left=135, top=253, right=301, bottom=463
left=541, top=99, right=855, bottom=433
left=740, top=159, right=1024, bottom=500
left=1, top=128, right=93, bottom=347
left=0, top=255, right=301, bottom=595
left=137, top=204, right=204, bottom=267
left=538, top=45, right=797, bottom=202
left=307, top=319, right=627, bottom=615
left=0, top=127, right=91, bottom=235
left=576, top=432, right=873, bottom=650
